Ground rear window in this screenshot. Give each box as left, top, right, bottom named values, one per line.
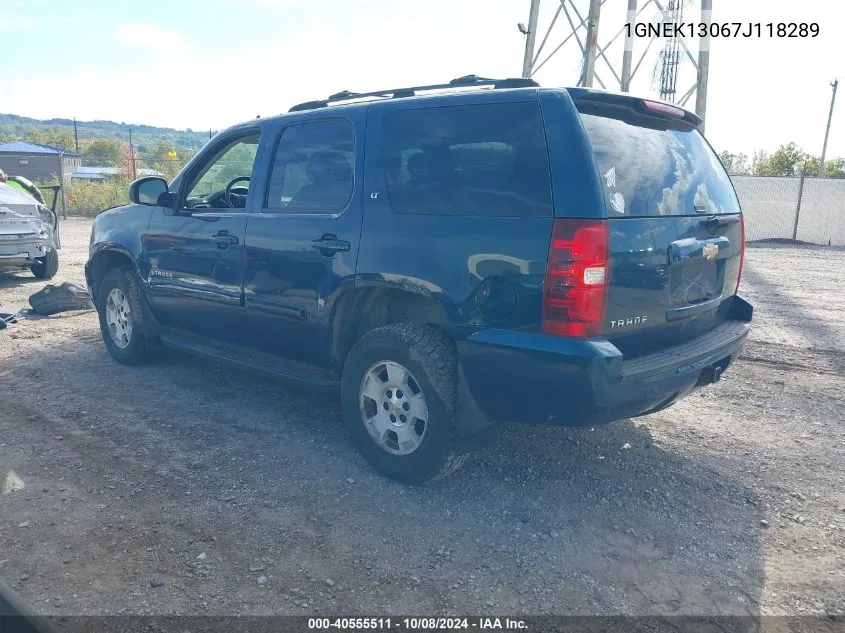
left=382, top=102, right=553, bottom=217
left=579, top=112, right=740, bottom=217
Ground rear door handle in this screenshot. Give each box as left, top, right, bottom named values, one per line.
left=211, top=230, right=239, bottom=247
left=312, top=236, right=350, bottom=254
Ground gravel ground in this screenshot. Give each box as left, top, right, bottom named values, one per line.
left=0, top=219, right=843, bottom=617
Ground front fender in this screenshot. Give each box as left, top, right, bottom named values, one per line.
left=87, top=204, right=154, bottom=278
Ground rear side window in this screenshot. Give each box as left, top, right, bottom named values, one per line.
left=381, top=102, right=553, bottom=217
left=265, top=119, right=354, bottom=213
left=579, top=113, right=740, bottom=217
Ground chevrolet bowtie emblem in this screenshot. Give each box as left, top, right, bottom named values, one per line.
left=703, top=243, right=719, bottom=260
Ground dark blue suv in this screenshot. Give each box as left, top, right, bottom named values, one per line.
left=85, top=75, right=752, bottom=483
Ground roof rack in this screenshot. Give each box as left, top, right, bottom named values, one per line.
left=288, top=75, right=539, bottom=112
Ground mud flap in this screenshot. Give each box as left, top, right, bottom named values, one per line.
left=455, top=363, right=497, bottom=450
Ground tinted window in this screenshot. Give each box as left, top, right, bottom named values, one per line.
left=382, top=103, right=553, bottom=217
left=579, top=113, right=740, bottom=217
left=266, top=119, right=354, bottom=212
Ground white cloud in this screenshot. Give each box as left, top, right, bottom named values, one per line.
left=3, top=0, right=841, bottom=161
left=115, top=22, right=192, bottom=54
left=0, top=15, right=37, bottom=30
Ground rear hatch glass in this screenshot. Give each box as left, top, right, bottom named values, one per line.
left=575, top=99, right=744, bottom=357
left=578, top=111, right=739, bottom=218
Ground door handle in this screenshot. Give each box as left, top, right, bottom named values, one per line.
left=312, top=236, right=350, bottom=254
left=210, top=230, right=239, bottom=247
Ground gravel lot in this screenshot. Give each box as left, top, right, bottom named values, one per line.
left=1, top=219, right=843, bottom=617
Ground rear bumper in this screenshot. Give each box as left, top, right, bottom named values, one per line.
left=457, top=296, right=752, bottom=427
left=0, top=256, right=36, bottom=268
left=0, top=236, right=49, bottom=266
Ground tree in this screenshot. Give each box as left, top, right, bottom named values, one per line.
left=748, top=142, right=845, bottom=177
left=718, top=151, right=749, bottom=175
left=117, top=143, right=136, bottom=180
left=801, top=155, right=821, bottom=176
left=821, top=157, right=845, bottom=178
left=750, top=150, right=769, bottom=176
left=752, top=142, right=806, bottom=176
left=83, top=139, right=122, bottom=166
left=29, top=129, right=75, bottom=151
left=146, top=140, right=188, bottom=179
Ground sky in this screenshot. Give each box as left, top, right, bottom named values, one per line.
left=0, top=0, right=842, bottom=159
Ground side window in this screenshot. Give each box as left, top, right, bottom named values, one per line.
left=381, top=102, right=553, bottom=217
left=265, top=119, right=354, bottom=213
left=183, top=133, right=260, bottom=210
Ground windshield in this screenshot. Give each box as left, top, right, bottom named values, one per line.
left=579, top=112, right=740, bottom=217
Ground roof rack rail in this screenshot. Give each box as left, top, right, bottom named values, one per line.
left=288, top=75, right=539, bottom=112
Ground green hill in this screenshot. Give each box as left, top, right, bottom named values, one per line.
left=0, top=113, right=214, bottom=156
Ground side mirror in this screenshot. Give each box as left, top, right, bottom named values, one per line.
left=129, top=176, right=168, bottom=206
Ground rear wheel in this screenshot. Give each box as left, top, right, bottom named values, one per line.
left=31, top=248, right=59, bottom=279
left=341, top=323, right=469, bottom=483
left=97, top=267, right=152, bottom=365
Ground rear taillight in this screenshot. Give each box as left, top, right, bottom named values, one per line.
left=542, top=219, right=609, bottom=338
left=736, top=214, right=745, bottom=293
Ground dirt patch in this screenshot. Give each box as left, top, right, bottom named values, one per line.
left=0, top=221, right=843, bottom=616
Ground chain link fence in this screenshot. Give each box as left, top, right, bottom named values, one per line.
left=731, top=175, right=845, bottom=246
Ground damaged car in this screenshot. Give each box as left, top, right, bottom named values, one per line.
left=0, top=181, right=61, bottom=279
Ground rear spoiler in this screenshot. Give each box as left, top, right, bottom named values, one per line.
left=566, top=87, right=703, bottom=130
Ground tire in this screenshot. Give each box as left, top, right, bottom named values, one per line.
left=31, top=248, right=59, bottom=279
left=341, top=323, right=469, bottom=484
left=96, top=267, right=152, bottom=366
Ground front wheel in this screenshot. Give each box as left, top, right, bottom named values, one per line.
left=341, top=323, right=469, bottom=484
left=97, top=267, right=153, bottom=366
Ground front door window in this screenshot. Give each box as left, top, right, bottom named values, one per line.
left=183, top=134, right=260, bottom=210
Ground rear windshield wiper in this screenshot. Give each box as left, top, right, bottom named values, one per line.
left=701, top=215, right=741, bottom=230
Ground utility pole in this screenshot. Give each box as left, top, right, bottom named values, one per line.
left=58, top=150, right=67, bottom=219
left=129, top=129, right=137, bottom=180
left=581, top=0, right=602, bottom=87
left=521, top=0, right=542, bottom=78
left=819, top=79, right=839, bottom=178
left=620, top=0, right=638, bottom=91
left=73, top=117, right=79, bottom=154
left=695, top=0, right=712, bottom=130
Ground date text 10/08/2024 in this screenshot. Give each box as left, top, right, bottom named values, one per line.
left=626, top=22, right=819, bottom=38
left=308, top=618, right=528, bottom=630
